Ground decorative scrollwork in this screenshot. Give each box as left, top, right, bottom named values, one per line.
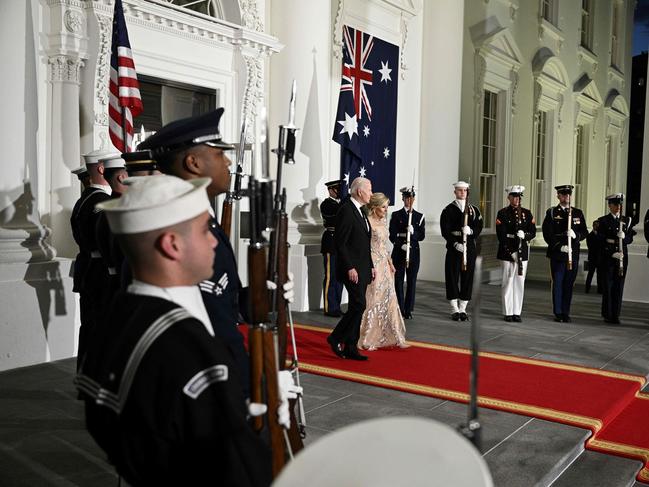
left=64, top=9, right=84, bottom=33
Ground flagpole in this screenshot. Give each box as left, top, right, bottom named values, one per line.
left=121, top=107, right=129, bottom=152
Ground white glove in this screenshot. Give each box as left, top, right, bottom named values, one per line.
left=612, top=252, right=624, bottom=261
left=567, top=229, right=576, bottom=239
left=560, top=245, right=569, bottom=253
left=247, top=400, right=268, bottom=418
left=454, top=242, right=465, bottom=253
left=462, top=225, right=472, bottom=236
left=277, top=370, right=303, bottom=430
left=511, top=252, right=518, bottom=261
left=266, top=272, right=295, bottom=303
left=617, top=230, right=625, bottom=239
left=407, top=224, right=414, bottom=234
left=516, top=230, right=525, bottom=239
left=401, top=243, right=408, bottom=251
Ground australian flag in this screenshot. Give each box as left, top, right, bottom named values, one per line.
left=332, top=25, right=399, bottom=203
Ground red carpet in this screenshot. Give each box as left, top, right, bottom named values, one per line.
left=287, top=324, right=649, bottom=483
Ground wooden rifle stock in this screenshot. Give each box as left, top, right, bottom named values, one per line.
left=516, top=207, right=524, bottom=276
left=248, top=246, right=268, bottom=433
left=567, top=204, right=573, bottom=271
left=618, top=200, right=625, bottom=277
left=262, top=328, right=287, bottom=477
left=221, top=198, right=233, bottom=240
left=462, top=192, right=469, bottom=272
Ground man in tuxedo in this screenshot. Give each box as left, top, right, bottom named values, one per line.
left=327, top=177, right=374, bottom=361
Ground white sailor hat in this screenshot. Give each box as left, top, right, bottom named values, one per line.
left=96, top=175, right=211, bottom=235
left=71, top=165, right=88, bottom=179
left=82, top=149, right=115, bottom=165
left=605, top=193, right=624, bottom=204
left=99, top=153, right=126, bottom=170
left=453, top=181, right=470, bottom=189
left=505, top=185, right=525, bottom=196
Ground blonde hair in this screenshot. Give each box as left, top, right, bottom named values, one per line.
left=367, top=192, right=389, bottom=216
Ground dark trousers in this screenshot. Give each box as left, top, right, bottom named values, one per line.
left=445, top=250, right=475, bottom=301
left=395, top=256, right=419, bottom=314
left=585, top=263, right=603, bottom=294
left=550, top=257, right=579, bottom=316
left=602, top=262, right=626, bottom=320
left=77, top=292, right=95, bottom=371
left=322, top=253, right=343, bottom=314
left=330, top=277, right=368, bottom=352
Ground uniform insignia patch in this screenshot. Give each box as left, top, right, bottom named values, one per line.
left=183, top=365, right=229, bottom=399
left=199, top=273, right=229, bottom=296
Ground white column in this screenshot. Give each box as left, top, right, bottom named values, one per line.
left=624, top=59, right=649, bottom=303
left=417, top=0, right=465, bottom=281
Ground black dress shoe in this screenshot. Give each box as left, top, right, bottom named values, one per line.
left=324, top=310, right=343, bottom=318
left=604, top=317, right=620, bottom=324
left=562, top=314, right=572, bottom=323
left=554, top=314, right=563, bottom=322
left=512, top=315, right=522, bottom=322
left=404, top=312, right=413, bottom=319
left=326, top=335, right=346, bottom=358
left=451, top=312, right=460, bottom=321
left=459, top=312, right=468, bottom=321
left=346, top=349, right=368, bottom=361
left=504, top=315, right=513, bottom=322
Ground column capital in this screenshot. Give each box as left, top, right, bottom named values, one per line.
left=48, top=55, right=84, bottom=84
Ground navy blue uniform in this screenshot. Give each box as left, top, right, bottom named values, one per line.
left=389, top=208, right=425, bottom=316
left=440, top=202, right=483, bottom=301
left=199, top=222, right=250, bottom=396
left=596, top=213, right=636, bottom=322
left=541, top=206, right=588, bottom=318
left=585, top=228, right=602, bottom=293
left=320, top=197, right=343, bottom=315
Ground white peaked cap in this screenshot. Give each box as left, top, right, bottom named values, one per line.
left=83, top=149, right=115, bottom=164
left=99, top=153, right=126, bottom=169
left=505, top=185, right=525, bottom=195
left=71, top=165, right=87, bottom=175
left=453, top=181, right=470, bottom=189
left=96, top=175, right=212, bottom=234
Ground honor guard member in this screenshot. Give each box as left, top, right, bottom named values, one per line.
left=123, top=148, right=160, bottom=177
left=584, top=220, right=601, bottom=294
left=70, top=149, right=113, bottom=369
left=496, top=186, right=536, bottom=322
left=71, top=165, right=90, bottom=190
left=320, top=179, right=344, bottom=317
left=440, top=181, right=483, bottom=321
left=597, top=193, right=636, bottom=324
left=389, top=186, right=426, bottom=319
left=95, top=154, right=128, bottom=311
left=541, top=185, right=588, bottom=322
left=139, top=108, right=294, bottom=396
left=75, top=175, right=272, bottom=486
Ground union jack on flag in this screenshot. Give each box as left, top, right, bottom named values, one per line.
left=332, top=25, right=399, bottom=203
left=109, top=0, right=143, bottom=152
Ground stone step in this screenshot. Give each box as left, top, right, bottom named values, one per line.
left=483, top=418, right=589, bottom=487
left=549, top=449, right=641, bottom=487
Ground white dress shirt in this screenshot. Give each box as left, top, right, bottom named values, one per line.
left=351, top=196, right=369, bottom=231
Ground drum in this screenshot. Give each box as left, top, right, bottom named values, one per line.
left=273, top=416, right=493, bottom=487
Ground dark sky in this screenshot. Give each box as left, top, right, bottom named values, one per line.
left=634, top=0, right=649, bottom=55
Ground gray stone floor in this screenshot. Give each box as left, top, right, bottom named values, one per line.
left=1, top=280, right=648, bottom=486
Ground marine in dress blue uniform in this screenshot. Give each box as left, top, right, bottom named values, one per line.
left=389, top=187, right=425, bottom=319
left=597, top=193, right=636, bottom=324
left=541, top=185, right=588, bottom=322
left=495, top=186, right=536, bottom=322
left=320, top=180, right=344, bottom=317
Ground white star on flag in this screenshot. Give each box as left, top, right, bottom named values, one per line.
left=359, top=166, right=366, bottom=177
left=344, top=173, right=350, bottom=186
left=383, top=147, right=390, bottom=158
left=363, top=125, right=370, bottom=137
left=379, top=61, right=392, bottom=83
left=337, top=112, right=358, bottom=140
left=370, top=160, right=375, bottom=166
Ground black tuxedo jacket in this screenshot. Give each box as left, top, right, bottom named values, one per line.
left=334, top=197, right=373, bottom=283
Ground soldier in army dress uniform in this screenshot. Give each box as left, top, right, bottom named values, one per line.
left=320, top=180, right=344, bottom=317
left=440, top=181, right=483, bottom=321
left=541, top=185, right=588, bottom=322
left=597, top=193, right=636, bottom=324
left=495, top=185, right=536, bottom=322
left=389, top=187, right=425, bottom=319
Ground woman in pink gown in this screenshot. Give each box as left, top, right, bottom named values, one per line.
left=358, top=193, right=409, bottom=350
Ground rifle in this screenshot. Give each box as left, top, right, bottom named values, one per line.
left=405, top=190, right=413, bottom=269
left=221, top=120, right=247, bottom=239
left=567, top=194, right=573, bottom=271
left=515, top=206, right=524, bottom=276
left=461, top=188, right=470, bottom=272
left=618, top=198, right=625, bottom=277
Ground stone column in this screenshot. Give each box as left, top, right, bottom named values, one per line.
left=417, top=0, right=465, bottom=281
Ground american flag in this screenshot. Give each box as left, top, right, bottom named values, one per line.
left=332, top=25, right=399, bottom=203
left=109, top=0, right=143, bottom=152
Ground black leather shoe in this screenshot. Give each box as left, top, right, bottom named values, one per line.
left=554, top=314, right=563, bottom=322
left=326, top=335, right=346, bottom=358
left=459, top=312, right=468, bottom=321
left=504, top=315, right=513, bottom=322
left=512, top=315, right=522, bottom=322
left=324, top=310, right=343, bottom=318
left=562, top=314, right=571, bottom=323
left=404, top=312, right=413, bottom=319
left=451, top=312, right=460, bottom=321
left=604, top=317, right=620, bottom=325
left=346, top=349, right=368, bottom=361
